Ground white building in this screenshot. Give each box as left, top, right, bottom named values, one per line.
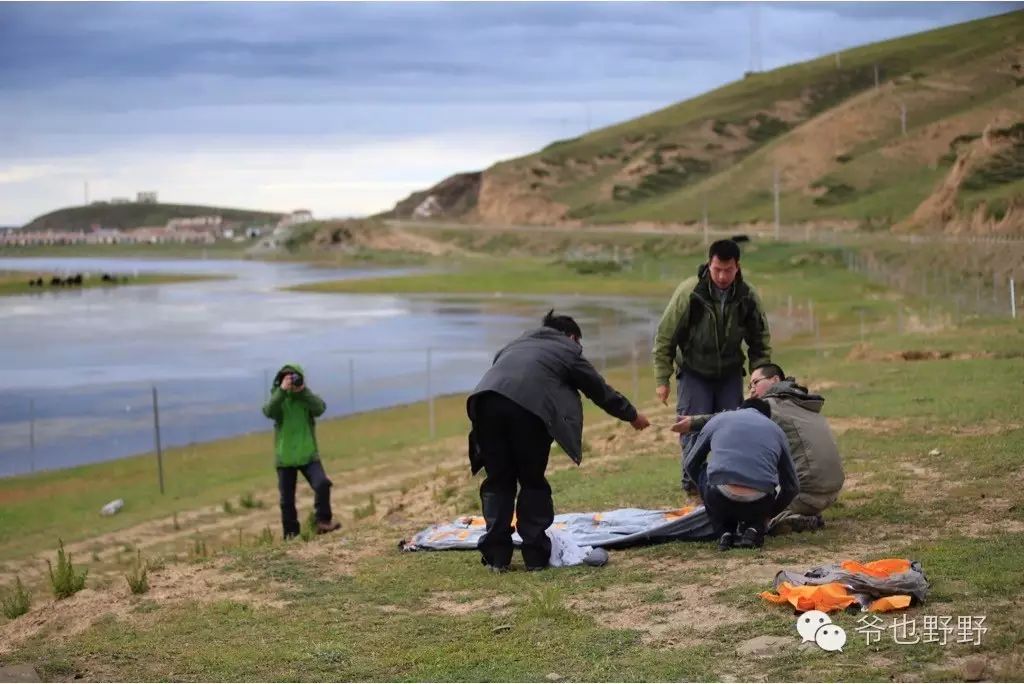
left=276, top=209, right=313, bottom=228
left=167, top=215, right=222, bottom=230
left=137, top=191, right=158, bottom=204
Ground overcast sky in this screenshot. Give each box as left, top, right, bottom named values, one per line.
left=1, top=1, right=1018, bottom=225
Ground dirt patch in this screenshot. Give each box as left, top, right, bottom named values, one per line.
left=425, top=591, right=512, bottom=617
left=846, top=344, right=993, bottom=362
left=568, top=582, right=747, bottom=647
left=0, top=558, right=288, bottom=657
left=829, top=416, right=908, bottom=435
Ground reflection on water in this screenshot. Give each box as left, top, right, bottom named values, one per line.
left=0, top=257, right=661, bottom=477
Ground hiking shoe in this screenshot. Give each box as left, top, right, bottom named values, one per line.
left=735, top=527, right=764, bottom=549
left=717, top=531, right=736, bottom=552
left=316, top=520, right=342, bottom=535
left=525, top=564, right=548, bottom=572
left=486, top=564, right=511, bottom=574
left=788, top=515, right=824, bottom=533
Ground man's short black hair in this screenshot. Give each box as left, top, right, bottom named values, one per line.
left=755, top=363, right=785, bottom=381
left=708, top=239, right=741, bottom=263
left=542, top=309, right=583, bottom=339
left=740, top=397, right=771, bottom=419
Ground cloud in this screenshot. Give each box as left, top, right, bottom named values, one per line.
left=0, top=1, right=1018, bottom=224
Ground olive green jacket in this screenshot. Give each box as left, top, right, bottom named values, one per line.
left=652, top=264, right=772, bottom=385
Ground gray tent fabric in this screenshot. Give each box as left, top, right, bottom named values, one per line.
left=772, top=560, right=930, bottom=606
left=400, top=505, right=717, bottom=557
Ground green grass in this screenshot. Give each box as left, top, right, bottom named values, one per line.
left=0, top=271, right=223, bottom=297
left=22, top=202, right=281, bottom=233
left=0, top=240, right=250, bottom=259
left=2, top=235, right=1024, bottom=681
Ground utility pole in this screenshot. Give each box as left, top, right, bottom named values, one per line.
left=702, top=194, right=709, bottom=245
left=773, top=168, right=781, bottom=240
left=749, top=4, right=762, bottom=73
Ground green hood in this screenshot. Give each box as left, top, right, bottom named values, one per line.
left=262, top=361, right=326, bottom=468
left=272, top=362, right=306, bottom=389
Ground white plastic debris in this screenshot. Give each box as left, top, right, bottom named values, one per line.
left=928, top=448, right=942, bottom=456
left=100, top=499, right=124, bottom=516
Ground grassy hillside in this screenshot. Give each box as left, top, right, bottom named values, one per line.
left=388, top=10, right=1024, bottom=232
left=22, top=203, right=284, bottom=232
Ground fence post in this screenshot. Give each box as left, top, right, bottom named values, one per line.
left=426, top=348, right=436, bottom=439
left=1012, top=278, right=1018, bottom=320
left=152, top=386, right=165, bottom=495
left=859, top=310, right=865, bottom=342
left=348, top=359, right=355, bottom=412
left=29, top=398, right=36, bottom=473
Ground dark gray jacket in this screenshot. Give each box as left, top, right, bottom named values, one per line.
left=684, top=407, right=799, bottom=516
left=467, top=327, right=638, bottom=471
left=763, top=380, right=844, bottom=501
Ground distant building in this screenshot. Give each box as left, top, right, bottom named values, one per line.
left=110, top=197, right=131, bottom=205
left=137, top=191, right=158, bottom=204
left=245, top=226, right=264, bottom=239
left=166, top=215, right=221, bottom=230
left=276, top=209, right=313, bottom=228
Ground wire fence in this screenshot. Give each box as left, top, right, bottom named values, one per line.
left=3, top=229, right=1020, bottom=482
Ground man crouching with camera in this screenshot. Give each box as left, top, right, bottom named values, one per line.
left=262, top=363, right=341, bottom=539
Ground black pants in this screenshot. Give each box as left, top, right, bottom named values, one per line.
left=277, top=460, right=333, bottom=539
left=698, top=467, right=776, bottom=536
left=471, top=392, right=554, bottom=568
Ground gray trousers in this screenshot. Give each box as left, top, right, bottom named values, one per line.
left=677, top=369, right=744, bottom=490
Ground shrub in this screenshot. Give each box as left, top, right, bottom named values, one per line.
left=1, top=576, right=31, bottom=619
left=125, top=550, right=149, bottom=595
left=48, top=539, right=87, bottom=600
left=239, top=492, right=263, bottom=509
left=256, top=527, right=275, bottom=546
left=353, top=494, right=377, bottom=521
left=300, top=510, right=319, bottom=541
left=191, top=536, right=208, bottom=559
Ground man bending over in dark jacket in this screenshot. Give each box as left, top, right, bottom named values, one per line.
left=684, top=398, right=798, bottom=551
left=467, top=310, right=651, bottom=572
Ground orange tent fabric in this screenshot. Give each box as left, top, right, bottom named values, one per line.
left=868, top=595, right=912, bottom=612
left=761, top=558, right=922, bottom=613
left=840, top=558, right=911, bottom=578
left=759, top=581, right=857, bottom=612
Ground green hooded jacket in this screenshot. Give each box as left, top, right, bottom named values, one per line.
left=261, top=362, right=327, bottom=468
left=652, top=264, right=772, bottom=385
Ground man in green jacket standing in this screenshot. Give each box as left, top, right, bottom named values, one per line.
left=262, top=363, right=341, bottom=539
left=653, top=239, right=772, bottom=492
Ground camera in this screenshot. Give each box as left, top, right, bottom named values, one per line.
left=289, top=372, right=304, bottom=388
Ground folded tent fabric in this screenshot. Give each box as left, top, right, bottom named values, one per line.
left=760, top=557, right=928, bottom=613
left=400, top=505, right=717, bottom=559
